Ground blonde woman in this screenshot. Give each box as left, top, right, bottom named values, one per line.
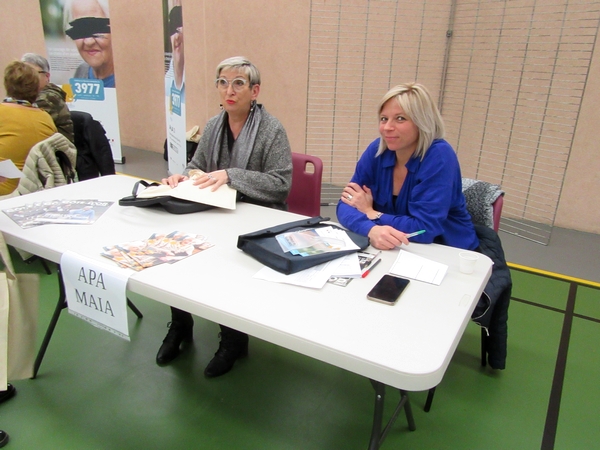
left=337, top=83, right=478, bottom=251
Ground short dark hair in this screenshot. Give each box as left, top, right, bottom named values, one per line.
left=3, top=61, right=39, bottom=103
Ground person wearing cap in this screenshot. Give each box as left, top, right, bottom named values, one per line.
left=21, top=53, right=74, bottom=144
left=63, top=0, right=115, bottom=87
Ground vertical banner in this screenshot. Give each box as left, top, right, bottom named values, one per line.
left=38, top=0, right=124, bottom=163
left=164, top=0, right=187, bottom=175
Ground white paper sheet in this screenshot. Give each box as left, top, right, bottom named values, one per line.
left=253, top=257, right=346, bottom=289
left=389, top=249, right=448, bottom=285
left=0, top=160, right=23, bottom=179
left=329, top=253, right=362, bottom=278
left=137, top=178, right=237, bottom=210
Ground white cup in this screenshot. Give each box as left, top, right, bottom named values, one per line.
left=459, top=251, right=479, bottom=274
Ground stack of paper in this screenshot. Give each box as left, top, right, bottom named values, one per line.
left=3, top=199, right=113, bottom=228
left=275, top=226, right=359, bottom=256
left=253, top=252, right=362, bottom=289
left=102, top=230, right=213, bottom=271
left=136, top=178, right=237, bottom=210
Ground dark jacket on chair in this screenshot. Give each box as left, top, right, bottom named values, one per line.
left=71, top=110, right=115, bottom=181
left=472, top=224, right=512, bottom=370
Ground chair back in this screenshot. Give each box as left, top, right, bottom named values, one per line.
left=491, top=195, right=503, bottom=233
left=462, top=178, right=504, bottom=232
left=71, top=110, right=116, bottom=181
left=287, top=152, right=323, bottom=217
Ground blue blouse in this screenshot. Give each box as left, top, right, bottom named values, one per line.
left=88, top=67, right=115, bottom=88
left=337, top=138, right=479, bottom=250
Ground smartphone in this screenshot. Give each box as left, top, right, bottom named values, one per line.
left=366, top=274, right=410, bottom=305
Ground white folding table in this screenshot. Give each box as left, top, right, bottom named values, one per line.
left=0, top=175, right=493, bottom=449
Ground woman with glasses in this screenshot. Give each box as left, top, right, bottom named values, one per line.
left=63, top=0, right=115, bottom=87
left=157, top=56, right=293, bottom=377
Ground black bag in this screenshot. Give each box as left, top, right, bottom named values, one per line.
left=119, top=180, right=214, bottom=214
left=237, top=216, right=370, bottom=275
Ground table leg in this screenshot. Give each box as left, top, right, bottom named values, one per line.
left=32, top=267, right=67, bottom=379
left=367, top=380, right=416, bottom=450
left=32, top=266, right=143, bottom=378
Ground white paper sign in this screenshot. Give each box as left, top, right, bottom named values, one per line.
left=60, top=251, right=132, bottom=340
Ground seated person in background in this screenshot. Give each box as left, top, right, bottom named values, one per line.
left=337, top=82, right=478, bottom=252
left=21, top=53, right=74, bottom=144
left=0, top=61, right=57, bottom=196
left=158, top=56, right=292, bottom=377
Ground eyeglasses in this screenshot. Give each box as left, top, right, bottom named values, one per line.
left=79, top=33, right=109, bottom=42
left=215, top=77, right=249, bottom=92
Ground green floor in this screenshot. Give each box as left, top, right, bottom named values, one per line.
left=1, top=258, right=599, bottom=449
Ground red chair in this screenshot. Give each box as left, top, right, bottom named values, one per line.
left=287, top=152, right=323, bottom=217
left=492, top=195, right=503, bottom=232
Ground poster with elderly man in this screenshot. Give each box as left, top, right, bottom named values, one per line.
left=36, top=0, right=123, bottom=163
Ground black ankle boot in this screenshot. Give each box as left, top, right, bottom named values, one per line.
left=156, top=319, right=193, bottom=365
left=204, top=326, right=248, bottom=377
left=0, top=430, right=9, bottom=448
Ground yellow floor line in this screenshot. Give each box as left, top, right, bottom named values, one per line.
left=508, top=262, right=600, bottom=289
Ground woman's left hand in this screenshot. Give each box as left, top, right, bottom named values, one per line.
left=192, top=170, right=229, bottom=192
left=341, top=182, right=373, bottom=214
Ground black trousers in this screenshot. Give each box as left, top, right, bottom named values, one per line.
left=170, top=307, right=247, bottom=341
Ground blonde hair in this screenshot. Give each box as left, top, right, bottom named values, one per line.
left=376, top=82, right=445, bottom=159
left=215, top=56, right=261, bottom=86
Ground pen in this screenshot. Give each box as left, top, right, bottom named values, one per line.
left=405, top=230, right=426, bottom=239
left=361, top=258, right=382, bottom=278
left=364, top=250, right=382, bottom=267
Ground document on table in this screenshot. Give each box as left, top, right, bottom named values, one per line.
left=389, top=249, right=448, bottom=285
left=253, top=256, right=350, bottom=289
left=136, top=177, right=237, bottom=210
left=329, top=253, right=362, bottom=278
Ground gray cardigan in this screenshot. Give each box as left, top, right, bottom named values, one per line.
left=185, top=106, right=292, bottom=207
